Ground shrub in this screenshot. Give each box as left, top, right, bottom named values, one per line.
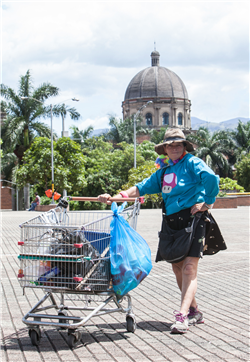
left=219, top=177, right=245, bottom=193
left=68, top=201, right=81, bottom=211
left=40, top=196, right=56, bottom=205
left=235, top=154, right=250, bottom=191
left=217, top=191, right=227, bottom=197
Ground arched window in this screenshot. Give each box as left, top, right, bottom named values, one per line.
left=146, top=113, right=152, bottom=126
left=162, top=112, right=169, bottom=125
left=178, top=112, right=183, bottom=126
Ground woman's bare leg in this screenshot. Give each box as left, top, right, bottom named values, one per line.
left=172, top=257, right=199, bottom=315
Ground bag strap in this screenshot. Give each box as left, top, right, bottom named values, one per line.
left=160, top=166, right=169, bottom=215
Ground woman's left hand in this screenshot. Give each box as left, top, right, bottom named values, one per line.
left=191, top=203, right=208, bottom=215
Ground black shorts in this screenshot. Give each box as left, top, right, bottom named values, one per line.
left=164, top=208, right=206, bottom=259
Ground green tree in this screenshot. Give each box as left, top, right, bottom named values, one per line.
left=81, top=136, right=115, bottom=172
left=1, top=70, right=59, bottom=162
left=104, top=115, right=150, bottom=146
left=79, top=138, right=148, bottom=209
left=0, top=139, right=2, bottom=158
left=15, top=137, right=86, bottom=194
left=121, top=161, right=162, bottom=208
left=235, top=153, right=250, bottom=191
left=110, top=142, right=145, bottom=183
left=45, top=103, right=81, bottom=137
left=150, top=127, right=168, bottom=144
left=80, top=136, right=118, bottom=208
left=186, top=127, right=231, bottom=177
left=137, top=140, right=158, bottom=161
left=70, top=125, right=94, bottom=145
left=81, top=169, right=123, bottom=210
left=231, top=121, right=250, bottom=161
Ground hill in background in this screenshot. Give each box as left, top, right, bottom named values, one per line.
left=191, top=117, right=249, bottom=132
left=92, top=128, right=109, bottom=136
left=88, top=117, right=249, bottom=137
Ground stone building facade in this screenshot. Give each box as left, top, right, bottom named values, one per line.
left=122, top=51, right=191, bottom=130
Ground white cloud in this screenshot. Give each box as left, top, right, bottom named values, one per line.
left=76, top=116, right=110, bottom=132
left=1, top=1, right=249, bottom=134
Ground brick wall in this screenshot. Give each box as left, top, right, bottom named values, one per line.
left=236, top=195, right=250, bottom=207
left=136, top=134, right=151, bottom=143
left=213, top=195, right=250, bottom=209
left=1, top=183, right=13, bottom=209
left=35, top=204, right=69, bottom=212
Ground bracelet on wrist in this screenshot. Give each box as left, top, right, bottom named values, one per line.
left=204, top=203, right=213, bottom=209
left=119, top=191, right=129, bottom=198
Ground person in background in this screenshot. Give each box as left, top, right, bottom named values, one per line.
left=27, top=192, right=40, bottom=211
left=98, top=128, right=226, bottom=334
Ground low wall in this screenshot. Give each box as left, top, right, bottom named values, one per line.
left=213, top=195, right=250, bottom=209
left=35, top=205, right=57, bottom=212
left=236, top=195, right=250, bottom=206
left=35, top=196, right=250, bottom=212
left=35, top=204, right=69, bottom=212
left=214, top=196, right=237, bottom=209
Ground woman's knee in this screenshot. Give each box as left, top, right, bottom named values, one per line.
left=183, top=261, right=198, bottom=277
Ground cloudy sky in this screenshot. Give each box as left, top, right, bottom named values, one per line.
left=1, top=1, right=249, bottom=136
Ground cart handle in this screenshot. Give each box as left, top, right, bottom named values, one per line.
left=68, top=196, right=144, bottom=203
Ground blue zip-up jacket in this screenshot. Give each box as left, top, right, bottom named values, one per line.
left=136, top=154, right=220, bottom=216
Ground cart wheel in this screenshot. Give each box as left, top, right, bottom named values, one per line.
left=126, top=316, right=136, bottom=333
left=29, top=329, right=41, bottom=346
left=58, top=311, right=68, bottom=329
left=68, top=333, right=78, bottom=348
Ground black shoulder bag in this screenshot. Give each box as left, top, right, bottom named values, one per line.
left=156, top=168, right=202, bottom=263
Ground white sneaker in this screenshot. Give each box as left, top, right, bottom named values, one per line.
left=170, top=311, right=189, bottom=334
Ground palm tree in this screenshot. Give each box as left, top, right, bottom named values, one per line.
left=231, top=121, right=250, bottom=161
left=186, top=127, right=232, bottom=177
left=70, top=125, right=94, bottom=145
left=47, top=103, right=81, bottom=136
left=104, top=115, right=151, bottom=146
left=1, top=69, right=59, bottom=162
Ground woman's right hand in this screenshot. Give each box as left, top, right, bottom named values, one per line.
left=97, top=193, right=112, bottom=205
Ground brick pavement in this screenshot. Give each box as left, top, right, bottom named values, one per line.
left=0, top=207, right=249, bottom=362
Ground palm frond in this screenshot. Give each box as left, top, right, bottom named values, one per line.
left=32, top=83, right=59, bottom=101
left=1, top=100, right=8, bottom=113
left=50, top=104, right=81, bottom=120
left=205, top=154, right=213, bottom=169
left=1, top=152, right=19, bottom=179
left=2, top=117, right=26, bottom=148
left=18, top=69, right=33, bottom=97
left=80, top=126, right=94, bottom=139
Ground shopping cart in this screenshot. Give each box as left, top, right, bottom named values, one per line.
left=17, top=196, right=143, bottom=348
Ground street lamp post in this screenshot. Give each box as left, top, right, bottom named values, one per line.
left=20, top=96, right=79, bottom=204
left=50, top=104, right=55, bottom=203
left=133, top=101, right=153, bottom=168
left=61, top=98, right=79, bottom=137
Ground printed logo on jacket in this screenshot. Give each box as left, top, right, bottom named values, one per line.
left=162, top=173, right=177, bottom=193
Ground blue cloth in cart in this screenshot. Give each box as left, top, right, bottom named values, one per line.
left=110, top=202, right=152, bottom=297
left=84, top=231, right=110, bottom=254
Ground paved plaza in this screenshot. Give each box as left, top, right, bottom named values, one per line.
left=1, top=207, right=249, bottom=362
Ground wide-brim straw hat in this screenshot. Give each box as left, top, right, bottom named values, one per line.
left=155, top=128, right=194, bottom=155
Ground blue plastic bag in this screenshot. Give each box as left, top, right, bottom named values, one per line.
left=110, top=202, right=152, bottom=297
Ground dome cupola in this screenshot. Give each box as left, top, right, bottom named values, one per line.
left=151, top=50, right=160, bottom=66
left=122, top=50, right=191, bottom=130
